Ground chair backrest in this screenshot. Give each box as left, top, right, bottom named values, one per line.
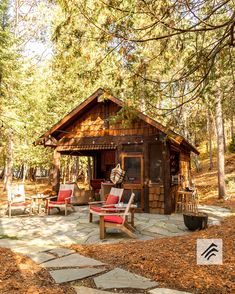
left=122, top=193, right=135, bottom=224
left=105, top=187, right=124, bottom=206
left=8, top=184, right=25, bottom=202
left=59, top=184, right=74, bottom=197
left=57, top=189, right=73, bottom=202
left=109, top=187, right=124, bottom=199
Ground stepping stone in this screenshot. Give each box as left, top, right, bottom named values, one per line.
left=94, top=268, right=158, bottom=290
left=41, top=253, right=105, bottom=268
left=26, top=252, right=55, bottom=264
left=48, top=248, right=75, bottom=257
left=73, top=286, right=139, bottom=294
left=149, top=288, right=192, bottom=294
left=50, top=267, right=106, bottom=284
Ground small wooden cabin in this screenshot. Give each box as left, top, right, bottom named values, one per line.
left=36, top=88, right=199, bottom=214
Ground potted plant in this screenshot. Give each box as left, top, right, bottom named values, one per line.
left=183, top=211, right=208, bottom=231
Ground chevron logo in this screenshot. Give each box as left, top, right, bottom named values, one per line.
left=201, top=243, right=219, bottom=260
left=197, top=239, right=223, bottom=265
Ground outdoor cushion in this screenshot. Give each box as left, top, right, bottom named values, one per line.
left=49, top=201, right=69, bottom=205
left=105, top=194, right=119, bottom=206
left=104, top=215, right=123, bottom=224
left=10, top=202, right=28, bottom=207
left=57, top=189, right=72, bottom=203
left=90, top=206, right=102, bottom=212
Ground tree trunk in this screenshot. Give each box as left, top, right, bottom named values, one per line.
left=231, top=115, right=234, bottom=140
left=192, top=154, right=201, bottom=172
left=29, top=167, right=36, bottom=181
left=74, top=157, right=79, bottom=181
left=52, top=149, right=61, bottom=193
left=87, top=157, right=92, bottom=189
left=207, top=110, right=213, bottom=170
left=223, top=118, right=226, bottom=152
left=22, top=163, right=28, bottom=182
left=3, top=130, right=13, bottom=192
left=215, top=92, right=226, bottom=199
left=0, top=167, right=5, bottom=179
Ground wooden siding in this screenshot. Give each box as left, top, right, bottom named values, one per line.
left=148, top=183, right=165, bottom=214
left=59, top=101, right=158, bottom=140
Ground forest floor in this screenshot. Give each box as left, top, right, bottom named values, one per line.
left=0, top=152, right=234, bottom=293
left=193, top=152, right=235, bottom=211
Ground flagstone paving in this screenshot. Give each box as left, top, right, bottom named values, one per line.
left=149, top=288, right=192, bottom=294
left=0, top=204, right=231, bottom=293
left=0, top=204, right=232, bottom=249
left=94, top=268, right=158, bottom=290
left=41, top=253, right=105, bottom=268
left=48, top=247, right=75, bottom=257
left=26, top=251, right=56, bottom=264
left=50, top=267, right=107, bottom=284
left=73, top=286, right=141, bottom=294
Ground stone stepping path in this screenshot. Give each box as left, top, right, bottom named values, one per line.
left=26, top=252, right=56, bottom=264
left=94, top=267, right=158, bottom=290
left=50, top=267, right=106, bottom=284
left=73, top=286, right=141, bottom=294
left=41, top=252, right=105, bottom=268
left=48, top=247, right=75, bottom=257
left=149, top=289, right=192, bottom=294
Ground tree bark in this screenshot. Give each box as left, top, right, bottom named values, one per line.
left=231, top=115, right=234, bottom=140
left=215, top=91, right=226, bottom=199
left=207, top=110, right=213, bottom=170
left=87, top=157, right=92, bottom=189
left=22, top=163, right=28, bottom=182
left=52, top=149, right=61, bottom=193
left=3, top=130, right=13, bottom=192
left=223, top=118, right=226, bottom=152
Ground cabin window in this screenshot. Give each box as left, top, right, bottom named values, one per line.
left=149, top=143, right=163, bottom=183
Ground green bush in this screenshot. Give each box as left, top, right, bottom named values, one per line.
left=229, top=135, right=235, bottom=153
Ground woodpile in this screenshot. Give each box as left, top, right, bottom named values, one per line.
left=148, top=183, right=165, bottom=214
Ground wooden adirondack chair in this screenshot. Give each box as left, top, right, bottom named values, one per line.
left=88, top=187, right=124, bottom=223
left=98, top=193, right=137, bottom=239
left=7, top=184, right=32, bottom=217
left=46, top=184, right=75, bottom=216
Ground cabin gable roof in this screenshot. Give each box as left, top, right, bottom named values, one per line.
left=35, top=88, right=199, bottom=154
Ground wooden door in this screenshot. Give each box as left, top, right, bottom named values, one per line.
left=121, top=153, right=144, bottom=211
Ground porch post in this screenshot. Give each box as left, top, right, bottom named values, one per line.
left=52, top=148, right=61, bottom=193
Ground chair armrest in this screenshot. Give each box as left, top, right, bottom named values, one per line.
left=102, top=204, right=120, bottom=208
left=99, top=212, right=130, bottom=217
left=46, top=195, right=57, bottom=199
left=88, top=201, right=105, bottom=205
left=100, top=207, right=125, bottom=211
left=65, top=196, right=73, bottom=203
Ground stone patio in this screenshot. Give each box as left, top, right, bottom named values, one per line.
left=0, top=204, right=232, bottom=294
left=0, top=204, right=233, bottom=251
